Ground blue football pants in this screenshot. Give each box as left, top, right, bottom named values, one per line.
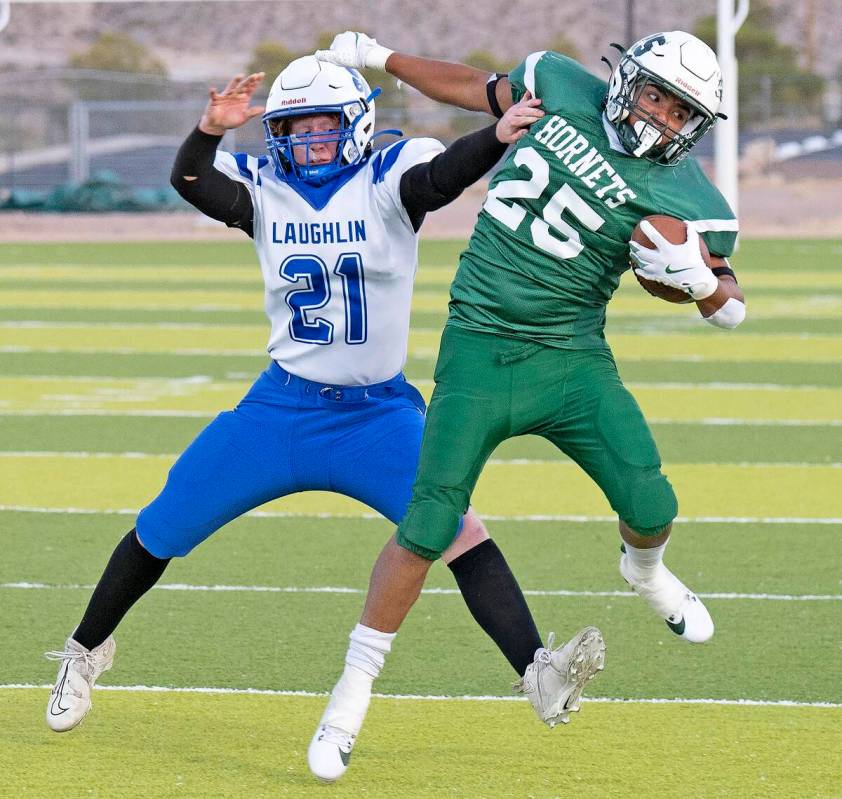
left=136, top=362, right=429, bottom=559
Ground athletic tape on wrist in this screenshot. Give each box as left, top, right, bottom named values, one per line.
left=702, top=297, right=746, bottom=329
left=366, top=44, right=394, bottom=71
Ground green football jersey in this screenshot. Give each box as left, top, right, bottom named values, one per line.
left=449, top=51, right=738, bottom=348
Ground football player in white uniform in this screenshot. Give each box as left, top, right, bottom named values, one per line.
left=45, top=57, right=587, bottom=754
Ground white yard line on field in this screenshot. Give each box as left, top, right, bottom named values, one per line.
left=1, top=683, right=839, bottom=709
left=2, top=582, right=840, bottom=602
left=1, top=505, right=841, bottom=525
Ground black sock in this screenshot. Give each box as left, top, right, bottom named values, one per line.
left=448, top=539, right=543, bottom=676
left=73, top=529, right=170, bottom=650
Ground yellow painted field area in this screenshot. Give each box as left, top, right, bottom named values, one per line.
left=4, top=262, right=842, bottom=291
left=0, top=324, right=268, bottom=352
left=0, top=264, right=260, bottom=282
left=2, top=375, right=839, bottom=421
left=4, top=287, right=842, bottom=319
left=1, top=453, right=837, bottom=518
left=3, top=690, right=838, bottom=799
left=0, top=288, right=266, bottom=310
left=2, top=324, right=841, bottom=363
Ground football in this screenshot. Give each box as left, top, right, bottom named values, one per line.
left=630, top=215, right=711, bottom=303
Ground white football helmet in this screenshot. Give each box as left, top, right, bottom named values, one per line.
left=604, top=31, right=724, bottom=165
left=263, top=55, right=378, bottom=184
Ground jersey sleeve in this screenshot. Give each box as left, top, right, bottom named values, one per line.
left=652, top=160, right=739, bottom=257
left=509, top=51, right=599, bottom=108
left=508, top=51, right=547, bottom=104
left=371, top=137, right=445, bottom=227
left=213, top=151, right=272, bottom=230
left=213, top=151, right=269, bottom=199
left=692, top=219, right=739, bottom=259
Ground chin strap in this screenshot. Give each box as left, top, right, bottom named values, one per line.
left=365, top=87, right=381, bottom=105
left=370, top=128, right=403, bottom=143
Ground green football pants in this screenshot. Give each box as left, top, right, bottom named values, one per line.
left=397, top=324, right=677, bottom=560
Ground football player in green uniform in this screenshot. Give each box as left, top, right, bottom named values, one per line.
left=308, top=30, right=746, bottom=780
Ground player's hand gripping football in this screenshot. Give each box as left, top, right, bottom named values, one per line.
left=315, top=31, right=394, bottom=71
left=496, top=91, right=544, bottom=144
left=199, top=72, right=266, bottom=136
left=629, top=221, right=719, bottom=300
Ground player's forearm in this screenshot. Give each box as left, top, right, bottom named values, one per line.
left=429, top=124, right=507, bottom=197
left=386, top=52, right=494, bottom=113
left=399, top=124, right=506, bottom=228
left=171, top=127, right=254, bottom=234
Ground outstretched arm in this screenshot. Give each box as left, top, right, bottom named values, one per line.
left=387, top=53, right=512, bottom=114
left=315, top=31, right=513, bottom=115
left=171, top=73, right=265, bottom=236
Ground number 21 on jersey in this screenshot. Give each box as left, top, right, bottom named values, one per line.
left=280, top=253, right=367, bottom=345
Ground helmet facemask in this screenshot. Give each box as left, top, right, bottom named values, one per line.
left=263, top=90, right=379, bottom=185
left=262, top=57, right=382, bottom=187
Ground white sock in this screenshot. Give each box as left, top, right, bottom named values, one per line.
left=345, top=623, right=396, bottom=678
left=321, top=625, right=396, bottom=735
left=623, top=540, right=668, bottom=579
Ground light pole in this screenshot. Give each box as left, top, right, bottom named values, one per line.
left=625, top=0, right=635, bottom=46
left=0, top=1, right=11, bottom=34
left=715, top=0, right=750, bottom=216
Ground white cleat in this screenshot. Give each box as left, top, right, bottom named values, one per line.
left=45, top=635, right=115, bottom=732
left=620, top=553, right=714, bottom=643
left=308, top=723, right=356, bottom=783
left=308, top=666, right=372, bottom=783
left=514, top=627, right=606, bottom=728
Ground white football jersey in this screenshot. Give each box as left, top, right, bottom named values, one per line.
left=214, top=138, right=444, bottom=386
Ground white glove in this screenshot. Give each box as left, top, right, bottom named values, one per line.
left=314, top=31, right=394, bottom=71
left=630, top=221, right=719, bottom=300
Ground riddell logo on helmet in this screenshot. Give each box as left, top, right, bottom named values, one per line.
left=674, top=77, right=701, bottom=97
left=280, top=97, right=307, bottom=106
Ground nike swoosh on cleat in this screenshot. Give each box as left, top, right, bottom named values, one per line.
left=664, top=265, right=693, bottom=274
left=665, top=617, right=686, bottom=636
left=50, top=665, right=72, bottom=714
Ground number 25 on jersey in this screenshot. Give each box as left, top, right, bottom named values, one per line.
left=483, top=146, right=605, bottom=260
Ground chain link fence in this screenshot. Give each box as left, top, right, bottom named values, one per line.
left=1, top=67, right=840, bottom=204
left=0, top=69, right=479, bottom=200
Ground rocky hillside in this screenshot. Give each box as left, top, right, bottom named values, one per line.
left=3, top=0, right=839, bottom=80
